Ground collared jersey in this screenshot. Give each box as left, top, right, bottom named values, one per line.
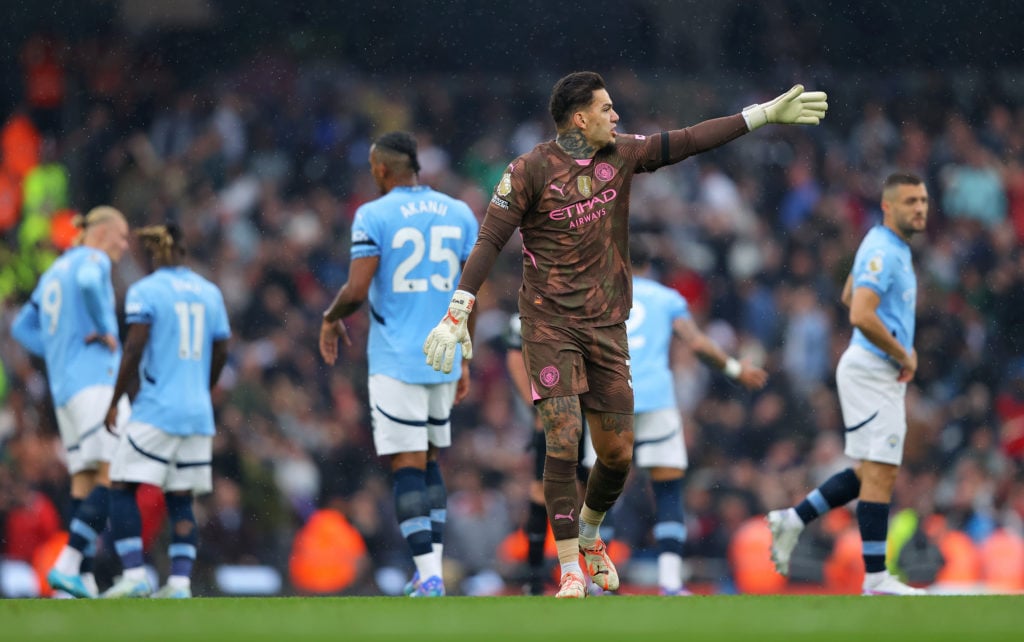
left=628, top=275, right=690, bottom=413
left=13, top=246, right=120, bottom=406
left=849, top=225, right=917, bottom=361
left=124, top=266, right=231, bottom=436
left=350, top=185, right=478, bottom=384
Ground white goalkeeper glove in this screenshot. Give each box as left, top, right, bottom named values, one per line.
left=742, top=84, right=828, bottom=131
left=423, top=289, right=475, bottom=374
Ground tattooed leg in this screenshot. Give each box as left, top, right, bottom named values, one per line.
left=538, top=395, right=584, bottom=461
left=538, top=396, right=584, bottom=543
left=582, top=410, right=633, bottom=523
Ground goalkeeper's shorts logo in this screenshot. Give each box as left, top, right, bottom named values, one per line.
left=539, top=365, right=560, bottom=388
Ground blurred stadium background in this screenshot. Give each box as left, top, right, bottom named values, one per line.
left=1, top=0, right=1024, bottom=597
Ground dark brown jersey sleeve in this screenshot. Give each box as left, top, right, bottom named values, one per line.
left=456, top=214, right=518, bottom=296
left=457, top=156, right=538, bottom=295
left=622, top=113, right=750, bottom=172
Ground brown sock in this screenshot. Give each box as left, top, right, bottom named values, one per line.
left=584, top=459, right=629, bottom=514
left=543, top=455, right=580, bottom=541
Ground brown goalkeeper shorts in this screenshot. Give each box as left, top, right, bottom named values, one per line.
left=519, top=319, right=633, bottom=414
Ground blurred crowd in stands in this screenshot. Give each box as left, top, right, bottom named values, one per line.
left=2, top=28, right=1024, bottom=596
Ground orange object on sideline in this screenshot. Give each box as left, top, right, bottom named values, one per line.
left=822, top=527, right=864, bottom=594
left=49, top=208, right=78, bottom=250
left=289, top=509, right=368, bottom=594
left=497, top=525, right=559, bottom=563
left=935, top=530, right=982, bottom=585
left=0, top=169, right=21, bottom=232
left=31, top=531, right=68, bottom=598
left=729, top=517, right=787, bottom=594
left=1, top=114, right=41, bottom=178
left=979, top=528, right=1024, bottom=592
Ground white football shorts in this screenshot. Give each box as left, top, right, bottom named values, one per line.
left=837, top=344, right=908, bottom=466
left=583, top=407, right=687, bottom=470
left=56, top=385, right=129, bottom=475
left=368, top=374, right=457, bottom=456
left=110, top=421, right=212, bottom=494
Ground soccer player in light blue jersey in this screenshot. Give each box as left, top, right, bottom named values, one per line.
left=583, top=240, right=766, bottom=594
left=11, top=206, right=130, bottom=598
left=320, top=131, right=478, bottom=597
left=768, top=173, right=929, bottom=595
left=102, top=223, right=230, bottom=598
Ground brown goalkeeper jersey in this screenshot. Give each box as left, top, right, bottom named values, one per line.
left=459, top=114, right=749, bottom=327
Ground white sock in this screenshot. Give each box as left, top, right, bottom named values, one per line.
left=54, top=547, right=83, bottom=575
left=658, top=552, right=683, bottom=590
left=168, top=575, right=190, bottom=590
left=560, top=560, right=583, bottom=578
left=123, top=566, right=148, bottom=582
left=81, top=573, right=98, bottom=597
left=863, top=570, right=888, bottom=587
left=785, top=507, right=804, bottom=528
left=413, top=551, right=442, bottom=580
left=432, top=542, right=444, bottom=566
left=578, top=504, right=605, bottom=548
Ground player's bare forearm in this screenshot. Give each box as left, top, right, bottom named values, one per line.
left=841, top=274, right=853, bottom=307
left=850, top=287, right=910, bottom=365
left=108, top=323, right=148, bottom=425
left=324, top=256, right=378, bottom=322
left=856, top=317, right=910, bottom=362
left=537, top=395, right=584, bottom=460
left=210, top=339, right=229, bottom=390
left=322, top=288, right=363, bottom=323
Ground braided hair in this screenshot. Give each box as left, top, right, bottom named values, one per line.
left=136, top=222, right=186, bottom=265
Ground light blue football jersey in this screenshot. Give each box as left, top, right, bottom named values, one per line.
left=849, top=225, right=917, bottom=361
left=627, top=276, right=690, bottom=413
left=350, top=185, right=478, bottom=384
left=11, top=246, right=120, bottom=406
left=124, top=266, right=230, bottom=436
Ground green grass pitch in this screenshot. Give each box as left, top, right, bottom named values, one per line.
left=1, top=595, right=1020, bottom=642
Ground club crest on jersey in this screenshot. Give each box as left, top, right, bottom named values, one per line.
left=595, top=162, right=616, bottom=182
left=577, top=176, right=592, bottom=198
left=497, top=173, right=512, bottom=197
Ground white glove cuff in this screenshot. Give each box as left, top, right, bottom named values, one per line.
left=742, top=105, right=767, bottom=131
left=724, top=357, right=743, bottom=379
left=451, top=289, right=475, bottom=314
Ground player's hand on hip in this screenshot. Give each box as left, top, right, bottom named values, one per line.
left=86, top=333, right=119, bottom=352
left=742, top=85, right=828, bottom=130
left=104, top=405, right=119, bottom=435
left=423, top=290, right=475, bottom=374
left=319, top=318, right=352, bottom=365
left=896, top=348, right=917, bottom=383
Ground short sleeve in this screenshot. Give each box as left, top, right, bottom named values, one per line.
left=852, top=249, right=893, bottom=296
left=211, top=289, right=231, bottom=340
left=669, top=290, right=691, bottom=321
left=350, top=206, right=381, bottom=260
left=124, top=283, right=155, bottom=324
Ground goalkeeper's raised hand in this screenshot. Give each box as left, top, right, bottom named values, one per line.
left=742, top=85, right=828, bottom=131
left=423, top=290, right=475, bottom=374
